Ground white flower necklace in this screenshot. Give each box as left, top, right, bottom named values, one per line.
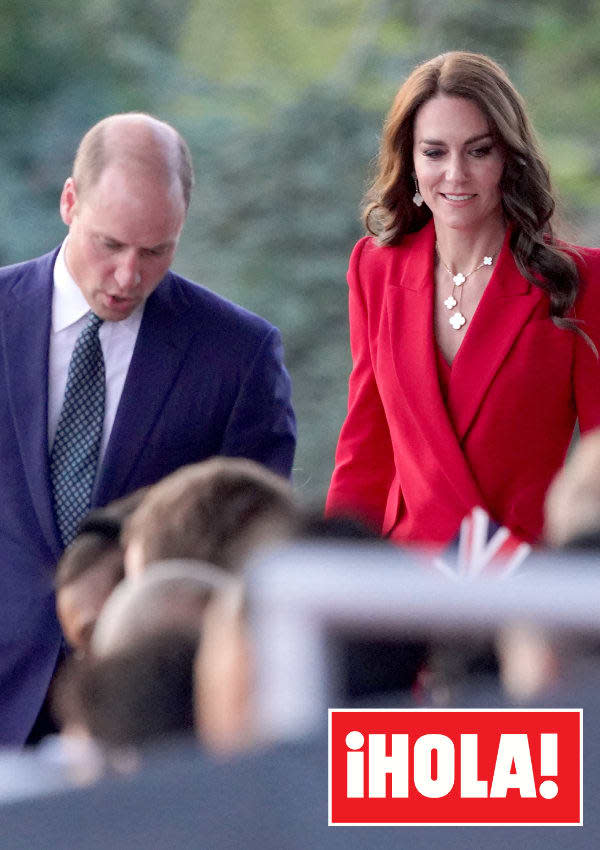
left=436, top=243, right=497, bottom=330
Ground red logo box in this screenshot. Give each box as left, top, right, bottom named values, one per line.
left=329, top=709, right=582, bottom=826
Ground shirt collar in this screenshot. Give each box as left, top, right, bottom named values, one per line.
left=52, top=239, right=145, bottom=332
left=52, top=240, right=91, bottom=332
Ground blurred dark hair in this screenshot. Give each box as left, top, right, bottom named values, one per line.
left=56, top=490, right=147, bottom=590
left=56, top=629, right=198, bottom=749
left=55, top=534, right=124, bottom=592
left=77, top=487, right=149, bottom=539
left=123, top=458, right=298, bottom=572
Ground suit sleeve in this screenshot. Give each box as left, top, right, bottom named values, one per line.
left=573, top=248, right=600, bottom=433
left=326, top=238, right=396, bottom=531
left=220, top=326, right=296, bottom=479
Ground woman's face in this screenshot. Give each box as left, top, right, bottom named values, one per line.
left=412, top=94, right=505, bottom=234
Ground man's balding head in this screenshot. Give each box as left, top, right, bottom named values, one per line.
left=72, top=113, right=194, bottom=211
left=60, top=112, right=192, bottom=321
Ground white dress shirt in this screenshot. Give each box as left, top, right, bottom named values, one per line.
left=48, top=241, right=144, bottom=466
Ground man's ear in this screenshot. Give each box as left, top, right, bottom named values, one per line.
left=60, top=177, right=78, bottom=226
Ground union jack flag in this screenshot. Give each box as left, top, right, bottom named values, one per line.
left=430, top=506, right=532, bottom=580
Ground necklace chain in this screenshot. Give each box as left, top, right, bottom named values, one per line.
left=436, top=243, right=498, bottom=331
left=437, top=251, right=493, bottom=283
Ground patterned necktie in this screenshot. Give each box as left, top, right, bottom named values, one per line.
left=50, top=311, right=105, bottom=547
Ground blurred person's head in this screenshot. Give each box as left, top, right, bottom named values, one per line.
left=76, top=487, right=149, bottom=539
left=56, top=490, right=148, bottom=654
left=56, top=534, right=124, bottom=655
left=122, top=457, right=298, bottom=578
left=91, top=560, right=236, bottom=657
left=55, top=629, right=198, bottom=752
left=60, top=113, right=194, bottom=322
left=545, top=429, right=600, bottom=547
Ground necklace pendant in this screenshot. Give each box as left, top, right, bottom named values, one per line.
left=483, top=256, right=493, bottom=265
left=444, top=295, right=457, bottom=309
left=453, top=272, right=466, bottom=286
left=449, top=311, right=466, bottom=330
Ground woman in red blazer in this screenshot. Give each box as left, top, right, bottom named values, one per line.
left=327, top=52, right=600, bottom=547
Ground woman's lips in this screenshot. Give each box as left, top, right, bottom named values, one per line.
left=441, top=193, right=476, bottom=202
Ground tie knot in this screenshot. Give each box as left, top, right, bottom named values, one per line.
left=87, top=312, right=104, bottom=331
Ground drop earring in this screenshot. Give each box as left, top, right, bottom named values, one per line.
left=412, top=175, right=424, bottom=207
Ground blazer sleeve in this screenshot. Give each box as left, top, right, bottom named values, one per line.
left=219, top=326, right=296, bottom=479
left=572, top=247, right=600, bottom=433
left=326, top=238, right=396, bottom=531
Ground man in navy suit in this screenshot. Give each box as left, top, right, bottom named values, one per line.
left=0, top=113, right=295, bottom=745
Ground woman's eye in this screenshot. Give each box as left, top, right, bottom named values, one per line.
left=470, top=146, right=492, bottom=158
left=423, top=149, right=444, bottom=158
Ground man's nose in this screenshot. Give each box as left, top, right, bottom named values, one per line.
left=114, top=251, right=141, bottom=290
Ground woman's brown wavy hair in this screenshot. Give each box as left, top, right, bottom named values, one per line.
left=364, top=51, right=581, bottom=327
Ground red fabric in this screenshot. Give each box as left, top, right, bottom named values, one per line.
left=326, top=220, right=600, bottom=545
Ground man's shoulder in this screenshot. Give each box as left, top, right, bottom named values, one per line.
left=0, top=250, right=57, bottom=296
left=163, top=271, right=279, bottom=341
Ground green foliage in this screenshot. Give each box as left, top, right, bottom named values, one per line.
left=0, top=0, right=192, bottom=263
left=181, top=0, right=371, bottom=108
left=177, top=91, right=379, bottom=496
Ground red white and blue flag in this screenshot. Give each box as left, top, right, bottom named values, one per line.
left=431, top=506, right=532, bottom=580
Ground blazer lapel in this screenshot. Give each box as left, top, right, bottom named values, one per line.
left=0, top=250, right=62, bottom=557
left=93, top=273, right=196, bottom=505
left=447, top=230, right=545, bottom=441
left=385, top=222, right=487, bottom=512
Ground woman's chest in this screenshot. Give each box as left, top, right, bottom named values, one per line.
left=371, top=280, right=574, bottom=425
left=433, top=265, right=492, bottom=366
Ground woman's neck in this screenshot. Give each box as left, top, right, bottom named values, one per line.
left=434, top=219, right=507, bottom=273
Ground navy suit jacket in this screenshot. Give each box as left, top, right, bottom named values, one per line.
left=0, top=248, right=296, bottom=744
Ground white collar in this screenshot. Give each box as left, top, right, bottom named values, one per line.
left=52, top=239, right=144, bottom=332
left=52, top=240, right=91, bottom=332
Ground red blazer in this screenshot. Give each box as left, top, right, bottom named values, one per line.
left=327, top=220, right=600, bottom=545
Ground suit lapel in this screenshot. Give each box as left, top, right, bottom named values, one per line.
left=93, top=273, right=196, bottom=505
left=385, top=222, right=486, bottom=512
left=0, top=250, right=62, bottom=557
left=447, top=229, right=545, bottom=441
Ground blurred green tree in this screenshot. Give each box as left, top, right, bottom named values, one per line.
left=178, top=90, right=379, bottom=497
left=0, top=0, right=192, bottom=262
